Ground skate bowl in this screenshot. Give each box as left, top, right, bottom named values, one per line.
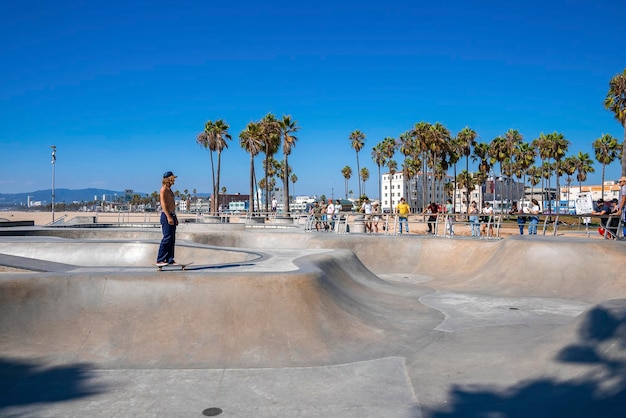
left=0, top=227, right=625, bottom=417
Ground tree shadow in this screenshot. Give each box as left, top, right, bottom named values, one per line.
left=427, top=299, right=626, bottom=418
left=0, top=357, right=107, bottom=413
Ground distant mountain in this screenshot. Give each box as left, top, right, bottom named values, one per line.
left=0, top=188, right=211, bottom=207
left=0, top=188, right=143, bottom=207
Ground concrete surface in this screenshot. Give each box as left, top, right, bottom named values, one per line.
left=0, top=225, right=625, bottom=417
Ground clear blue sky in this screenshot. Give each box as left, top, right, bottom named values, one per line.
left=1, top=0, right=624, bottom=198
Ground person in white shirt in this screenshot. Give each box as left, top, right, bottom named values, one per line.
left=325, top=199, right=335, bottom=231
left=360, top=197, right=373, bottom=233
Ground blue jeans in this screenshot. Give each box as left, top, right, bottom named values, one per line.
left=528, top=217, right=538, bottom=235
left=157, top=212, right=177, bottom=263
left=399, top=217, right=408, bottom=233
left=469, top=216, right=480, bottom=236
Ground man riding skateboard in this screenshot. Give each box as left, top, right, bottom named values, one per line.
left=156, top=171, right=178, bottom=267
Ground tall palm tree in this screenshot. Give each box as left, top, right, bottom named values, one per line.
left=457, top=127, right=478, bottom=212
left=371, top=144, right=387, bottom=203
left=212, top=119, right=232, bottom=213
left=290, top=174, right=298, bottom=197
left=512, top=141, right=536, bottom=206
left=341, top=166, right=352, bottom=199
left=427, top=122, right=451, bottom=202
left=349, top=130, right=366, bottom=198
left=260, top=113, right=281, bottom=211
left=239, top=121, right=263, bottom=213
left=472, top=141, right=492, bottom=207
left=448, top=135, right=462, bottom=211
left=592, top=133, right=620, bottom=199
left=387, top=159, right=397, bottom=208
left=561, top=155, right=577, bottom=209
left=360, top=167, right=370, bottom=197
left=526, top=165, right=542, bottom=203
left=488, top=135, right=508, bottom=211
left=604, top=68, right=626, bottom=176
left=456, top=170, right=476, bottom=208
left=574, top=151, right=595, bottom=191
left=196, top=121, right=217, bottom=211
left=279, top=115, right=300, bottom=213
left=544, top=132, right=569, bottom=213
left=412, top=122, right=431, bottom=209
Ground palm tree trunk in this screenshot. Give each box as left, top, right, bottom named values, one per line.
left=249, top=155, right=255, bottom=213
left=284, top=156, right=290, bottom=213
left=216, top=151, right=222, bottom=213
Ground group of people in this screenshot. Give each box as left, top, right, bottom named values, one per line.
left=509, top=199, right=541, bottom=235
left=590, top=196, right=623, bottom=239
left=309, top=199, right=342, bottom=231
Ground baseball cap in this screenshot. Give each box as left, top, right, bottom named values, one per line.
left=163, top=171, right=177, bottom=178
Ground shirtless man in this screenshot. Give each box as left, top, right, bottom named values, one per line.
left=156, top=171, right=179, bottom=266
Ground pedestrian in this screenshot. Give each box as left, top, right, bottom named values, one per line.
left=360, top=197, right=373, bottom=233
left=528, top=198, right=541, bottom=235
left=468, top=201, right=480, bottom=237
left=480, top=202, right=494, bottom=237
left=423, top=202, right=438, bottom=235
left=156, top=171, right=179, bottom=266
left=444, top=198, right=454, bottom=237
left=396, top=197, right=410, bottom=234
left=511, top=201, right=525, bottom=235
left=618, top=176, right=626, bottom=238
left=372, top=202, right=381, bottom=233
left=326, top=199, right=335, bottom=231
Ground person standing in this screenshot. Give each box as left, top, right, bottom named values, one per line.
left=444, top=198, right=455, bottom=237
left=423, top=202, right=438, bottom=235
left=618, top=176, right=626, bottom=238
left=326, top=199, right=335, bottom=231
left=157, top=171, right=178, bottom=266
left=468, top=201, right=480, bottom=237
left=396, top=197, right=410, bottom=234
left=480, top=202, right=494, bottom=237
left=528, top=198, right=541, bottom=235
left=511, top=201, right=525, bottom=235
left=271, top=197, right=277, bottom=212
left=360, top=197, right=373, bottom=233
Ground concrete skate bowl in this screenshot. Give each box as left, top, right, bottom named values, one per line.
left=0, top=239, right=261, bottom=271
left=1, top=229, right=626, bottom=417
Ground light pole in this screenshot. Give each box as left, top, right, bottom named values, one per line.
left=51, top=145, right=57, bottom=223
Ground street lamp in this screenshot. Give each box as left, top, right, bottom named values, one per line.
left=51, top=145, right=56, bottom=223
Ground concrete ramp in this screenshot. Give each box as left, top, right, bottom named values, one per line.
left=1, top=229, right=626, bottom=417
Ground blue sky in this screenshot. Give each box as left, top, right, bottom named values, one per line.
left=1, top=0, right=624, bottom=199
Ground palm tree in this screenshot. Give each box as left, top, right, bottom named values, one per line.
left=448, top=135, right=462, bottom=211
left=561, top=155, right=577, bottom=209
left=341, top=166, right=352, bottom=199
left=472, top=141, right=492, bottom=207
left=239, top=121, right=263, bottom=213
left=360, top=167, right=370, bottom=197
left=488, top=135, right=508, bottom=211
left=456, top=170, right=476, bottom=209
left=371, top=144, right=387, bottom=203
left=457, top=127, right=478, bottom=212
left=349, top=130, right=366, bottom=198
left=592, top=133, right=620, bottom=199
left=260, top=113, right=281, bottom=211
left=387, top=159, right=398, bottom=209
left=212, top=119, right=232, bottom=213
left=279, top=115, right=300, bottom=213
left=427, top=122, right=451, bottom=202
left=604, top=68, right=626, bottom=176
left=574, top=151, right=595, bottom=191
left=290, top=174, right=298, bottom=197
left=196, top=121, right=217, bottom=211
left=544, top=132, right=569, bottom=213
left=526, top=165, right=542, bottom=203
left=512, top=141, right=536, bottom=207
left=412, top=122, right=431, bottom=209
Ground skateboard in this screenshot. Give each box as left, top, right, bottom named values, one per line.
left=156, top=262, right=193, bottom=271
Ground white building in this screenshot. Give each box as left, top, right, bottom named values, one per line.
left=380, top=172, right=453, bottom=213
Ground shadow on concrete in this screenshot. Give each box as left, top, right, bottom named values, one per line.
left=428, top=300, right=626, bottom=418
left=0, top=358, right=107, bottom=413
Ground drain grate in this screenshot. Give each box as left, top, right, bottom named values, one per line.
left=202, top=407, right=223, bottom=416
